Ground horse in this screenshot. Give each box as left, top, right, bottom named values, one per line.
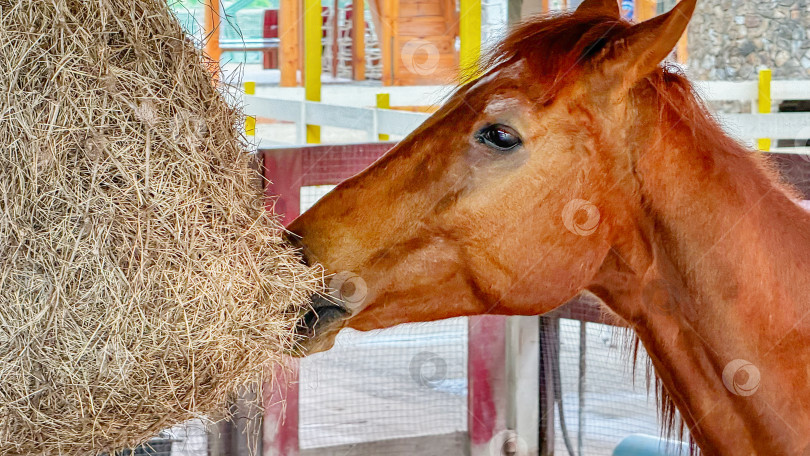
left=285, top=0, right=810, bottom=453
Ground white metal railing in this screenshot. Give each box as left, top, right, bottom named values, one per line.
left=243, top=94, right=428, bottom=145
left=243, top=78, right=810, bottom=149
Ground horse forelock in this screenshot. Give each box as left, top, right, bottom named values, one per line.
left=478, top=12, right=630, bottom=99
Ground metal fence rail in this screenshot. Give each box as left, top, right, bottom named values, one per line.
left=243, top=77, right=810, bottom=148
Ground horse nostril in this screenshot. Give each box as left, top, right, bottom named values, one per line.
left=283, top=231, right=301, bottom=249
left=295, top=296, right=351, bottom=338
left=297, top=309, right=319, bottom=337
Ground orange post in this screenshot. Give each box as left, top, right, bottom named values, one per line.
left=280, top=0, right=301, bottom=86
left=380, top=0, right=396, bottom=85
left=352, top=0, right=366, bottom=80
left=203, top=0, right=222, bottom=63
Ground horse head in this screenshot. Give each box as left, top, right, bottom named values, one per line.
left=287, top=0, right=697, bottom=353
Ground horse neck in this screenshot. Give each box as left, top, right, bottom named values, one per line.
left=597, top=105, right=810, bottom=454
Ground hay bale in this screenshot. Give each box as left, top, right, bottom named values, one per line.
left=0, top=1, right=320, bottom=454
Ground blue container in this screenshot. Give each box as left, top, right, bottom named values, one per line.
left=612, top=434, right=690, bottom=456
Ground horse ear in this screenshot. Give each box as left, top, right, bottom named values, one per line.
left=575, top=0, right=619, bottom=18
left=604, top=0, right=696, bottom=87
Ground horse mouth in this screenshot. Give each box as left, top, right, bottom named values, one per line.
left=292, top=295, right=351, bottom=355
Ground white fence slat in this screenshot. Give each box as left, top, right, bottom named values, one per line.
left=694, top=81, right=757, bottom=102
left=241, top=80, right=810, bottom=146
left=772, top=80, right=810, bottom=101
left=377, top=109, right=430, bottom=136
left=244, top=95, right=302, bottom=123
left=303, top=102, right=375, bottom=132
left=717, top=112, right=810, bottom=140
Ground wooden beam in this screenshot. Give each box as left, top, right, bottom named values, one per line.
left=203, top=0, right=222, bottom=63
left=280, top=0, right=301, bottom=86
left=352, top=0, right=366, bottom=80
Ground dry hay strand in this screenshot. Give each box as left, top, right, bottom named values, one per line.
left=0, top=0, right=321, bottom=454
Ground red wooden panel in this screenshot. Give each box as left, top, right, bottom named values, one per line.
left=263, top=9, right=280, bottom=38
left=468, top=315, right=508, bottom=450
left=263, top=362, right=300, bottom=456
left=263, top=148, right=303, bottom=226
left=260, top=143, right=393, bottom=455
left=263, top=142, right=395, bottom=189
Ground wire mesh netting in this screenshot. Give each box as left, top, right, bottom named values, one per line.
left=297, top=185, right=469, bottom=451
left=294, top=184, right=681, bottom=456
left=120, top=149, right=706, bottom=456
left=550, top=319, right=686, bottom=456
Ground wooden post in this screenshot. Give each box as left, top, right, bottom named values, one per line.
left=676, top=0, right=689, bottom=65
left=352, top=0, right=366, bottom=80
left=203, top=0, right=222, bottom=63
left=245, top=82, right=256, bottom=137
left=758, top=68, right=772, bottom=151
left=505, top=317, right=540, bottom=455
left=636, top=0, right=656, bottom=21
left=538, top=316, right=559, bottom=455
left=459, top=0, right=481, bottom=82
left=280, top=0, right=301, bottom=86
left=380, top=0, right=394, bottom=86
left=376, top=93, right=390, bottom=141
left=305, top=0, right=322, bottom=143
left=332, top=0, right=340, bottom=78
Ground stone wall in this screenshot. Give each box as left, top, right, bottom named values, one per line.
left=687, top=0, right=810, bottom=81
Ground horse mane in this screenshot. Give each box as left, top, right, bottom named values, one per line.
left=477, top=11, right=801, bottom=454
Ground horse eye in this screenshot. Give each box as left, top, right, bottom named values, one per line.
left=475, top=124, right=522, bottom=152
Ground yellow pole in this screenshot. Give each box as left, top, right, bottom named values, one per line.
left=459, top=0, right=481, bottom=83
left=376, top=93, right=390, bottom=141
left=757, top=68, right=771, bottom=152
left=305, top=0, right=322, bottom=143
left=245, top=81, right=256, bottom=137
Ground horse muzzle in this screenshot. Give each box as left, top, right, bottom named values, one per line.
left=292, top=293, right=351, bottom=355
